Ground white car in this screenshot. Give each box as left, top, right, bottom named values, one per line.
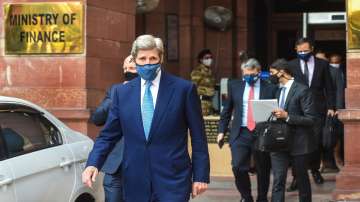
left=0, top=96, right=104, bottom=202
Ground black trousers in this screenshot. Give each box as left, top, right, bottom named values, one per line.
left=309, top=117, right=324, bottom=171
left=230, top=128, right=271, bottom=202
left=231, top=142, right=253, bottom=202
left=271, top=152, right=312, bottom=202
left=254, top=151, right=271, bottom=202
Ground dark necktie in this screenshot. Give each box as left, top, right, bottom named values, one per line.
left=303, top=61, right=310, bottom=87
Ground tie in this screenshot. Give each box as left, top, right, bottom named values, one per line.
left=303, top=61, right=310, bottom=87
left=142, top=81, right=154, bottom=140
left=279, top=87, right=287, bottom=109
left=247, top=85, right=256, bottom=131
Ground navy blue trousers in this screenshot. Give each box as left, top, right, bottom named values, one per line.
left=103, top=169, right=123, bottom=202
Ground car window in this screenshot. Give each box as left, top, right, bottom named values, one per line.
left=0, top=104, right=63, bottom=159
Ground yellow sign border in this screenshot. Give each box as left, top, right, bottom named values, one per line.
left=4, top=2, right=84, bottom=55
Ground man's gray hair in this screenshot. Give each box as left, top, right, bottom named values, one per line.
left=241, top=58, right=261, bottom=70
left=131, top=34, right=164, bottom=62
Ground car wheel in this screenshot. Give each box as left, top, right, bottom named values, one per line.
left=75, top=193, right=95, bottom=202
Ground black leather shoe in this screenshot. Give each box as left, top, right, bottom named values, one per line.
left=240, top=197, right=254, bottom=202
left=286, top=178, right=298, bottom=192
left=312, top=170, right=324, bottom=184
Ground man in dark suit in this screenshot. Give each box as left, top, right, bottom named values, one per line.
left=217, top=58, right=278, bottom=202
left=287, top=38, right=335, bottom=188
left=326, top=53, right=346, bottom=171
left=88, top=55, right=137, bottom=202
left=82, top=35, right=210, bottom=202
left=328, top=54, right=345, bottom=111
left=269, top=59, right=317, bottom=202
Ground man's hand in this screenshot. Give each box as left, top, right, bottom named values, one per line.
left=273, top=109, right=288, bottom=119
left=192, top=182, right=208, bottom=198
left=82, top=166, right=99, bottom=189
left=217, top=133, right=224, bottom=144
left=327, top=109, right=335, bottom=117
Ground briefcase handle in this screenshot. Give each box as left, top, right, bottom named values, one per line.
left=267, top=113, right=276, bottom=122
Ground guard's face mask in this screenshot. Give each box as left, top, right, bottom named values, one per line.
left=202, top=58, right=213, bottom=67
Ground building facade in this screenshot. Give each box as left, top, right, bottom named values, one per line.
left=1, top=0, right=359, bottom=200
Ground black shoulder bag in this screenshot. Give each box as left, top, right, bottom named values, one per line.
left=254, top=114, right=292, bottom=152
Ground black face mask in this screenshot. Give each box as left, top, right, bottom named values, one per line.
left=269, top=75, right=279, bottom=85
left=124, top=72, right=138, bottom=81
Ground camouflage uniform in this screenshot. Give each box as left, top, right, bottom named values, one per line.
left=191, top=64, right=216, bottom=116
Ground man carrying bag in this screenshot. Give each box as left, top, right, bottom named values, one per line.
left=268, top=59, right=317, bottom=202
left=255, top=113, right=292, bottom=153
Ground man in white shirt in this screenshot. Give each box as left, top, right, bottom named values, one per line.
left=270, top=58, right=317, bottom=202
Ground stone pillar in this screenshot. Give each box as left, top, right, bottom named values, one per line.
left=234, top=0, right=253, bottom=78
left=334, top=52, right=360, bottom=200
left=178, top=0, right=192, bottom=79
left=0, top=0, right=136, bottom=138
left=190, top=0, right=205, bottom=71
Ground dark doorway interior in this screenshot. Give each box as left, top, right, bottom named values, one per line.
left=253, top=0, right=269, bottom=68
left=276, top=30, right=298, bottom=60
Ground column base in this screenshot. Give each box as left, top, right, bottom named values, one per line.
left=334, top=109, right=360, bottom=201
left=334, top=166, right=360, bottom=201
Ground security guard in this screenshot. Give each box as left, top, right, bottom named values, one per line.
left=191, top=49, right=216, bottom=116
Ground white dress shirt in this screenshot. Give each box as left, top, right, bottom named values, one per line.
left=241, top=79, right=261, bottom=127
left=279, top=79, right=294, bottom=108
left=300, top=55, right=315, bottom=87
left=141, top=70, right=161, bottom=109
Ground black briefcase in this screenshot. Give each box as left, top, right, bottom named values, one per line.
left=254, top=114, right=292, bottom=152
left=322, top=115, right=337, bottom=150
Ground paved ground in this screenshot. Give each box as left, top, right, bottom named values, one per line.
left=191, top=171, right=337, bottom=202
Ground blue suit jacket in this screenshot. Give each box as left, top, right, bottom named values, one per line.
left=86, top=72, right=210, bottom=202
left=89, top=84, right=124, bottom=174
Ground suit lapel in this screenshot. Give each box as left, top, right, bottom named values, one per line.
left=275, top=88, right=281, bottom=104
left=238, top=81, right=246, bottom=106
left=147, top=72, right=175, bottom=142
left=284, top=82, right=297, bottom=110
left=129, top=77, right=147, bottom=142
left=259, top=80, right=266, bottom=99
left=311, top=58, right=320, bottom=87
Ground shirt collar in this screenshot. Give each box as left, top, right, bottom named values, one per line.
left=141, top=69, right=162, bottom=87
left=301, top=55, right=314, bottom=64
left=281, top=79, right=294, bottom=89
left=308, top=55, right=314, bottom=63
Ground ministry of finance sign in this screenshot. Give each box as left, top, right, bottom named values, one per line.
left=4, top=2, right=84, bottom=54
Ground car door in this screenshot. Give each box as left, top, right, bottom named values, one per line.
left=0, top=104, right=76, bottom=202
left=0, top=161, right=16, bottom=202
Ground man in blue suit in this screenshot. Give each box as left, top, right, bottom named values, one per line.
left=82, top=35, right=210, bottom=202
left=88, top=55, right=138, bottom=202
